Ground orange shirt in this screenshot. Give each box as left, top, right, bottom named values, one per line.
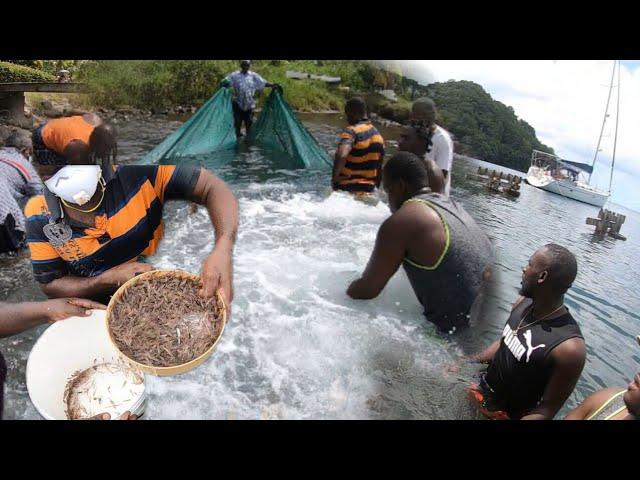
left=41, top=116, right=95, bottom=154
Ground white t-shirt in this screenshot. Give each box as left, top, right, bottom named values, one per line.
left=425, top=125, right=453, bottom=196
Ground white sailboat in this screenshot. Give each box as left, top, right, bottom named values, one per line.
left=526, top=60, right=620, bottom=208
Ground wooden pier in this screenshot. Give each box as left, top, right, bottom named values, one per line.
left=586, top=209, right=627, bottom=240
left=474, top=167, right=523, bottom=197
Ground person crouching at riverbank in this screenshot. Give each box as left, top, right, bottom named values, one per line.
left=411, top=98, right=453, bottom=196
left=0, top=131, right=43, bottom=254
left=462, top=244, right=586, bottom=420
left=346, top=152, right=495, bottom=334
left=32, top=112, right=117, bottom=167
left=24, top=157, right=239, bottom=310
left=332, top=97, right=385, bottom=196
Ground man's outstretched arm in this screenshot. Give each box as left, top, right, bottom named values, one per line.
left=347, top=215, right=407, bottom=300
left=187, top=168, right=239, bottom=307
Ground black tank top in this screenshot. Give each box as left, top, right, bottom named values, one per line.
left=483, top=298, right=583, bottom=418
left=401, top=192, right=495, bottom=331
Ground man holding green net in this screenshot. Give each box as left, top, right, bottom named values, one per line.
left=221, top=60, right=279, bottom=138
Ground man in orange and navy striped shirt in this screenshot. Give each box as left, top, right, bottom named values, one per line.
left=332, top=97, right=385, bottom=194
left=25, top=163, right=238, bottom=308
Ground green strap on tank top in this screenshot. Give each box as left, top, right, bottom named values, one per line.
left=586, top=390, right=626, bottom=420
left=401, top=197, right=450, bottom=271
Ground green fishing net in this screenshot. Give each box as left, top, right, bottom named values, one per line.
left=138, top=88, right=236, bottom=164
left=138, top=86, right=332, bottom=170
left=247, top=89, right=332, bottom=169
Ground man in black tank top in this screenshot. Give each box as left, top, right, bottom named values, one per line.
left=347, top=152, right=495, bottom=333
left=464, top=244, right=586, bottom=419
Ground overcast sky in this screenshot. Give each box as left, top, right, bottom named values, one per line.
left=391, top=60, right=638, bottom=211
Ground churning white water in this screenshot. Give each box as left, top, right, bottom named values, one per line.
left=146, top=183, right=471, bottom=419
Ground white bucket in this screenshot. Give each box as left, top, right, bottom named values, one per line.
left=26, top=309, right=146, bottom=420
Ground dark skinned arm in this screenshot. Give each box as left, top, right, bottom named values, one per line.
left=40, top=262, right=154, bottom=300
left=521, top=337, right=586, bottom=420
left=563, top=388, right=618, bottom=420
left=186, top=168, right=239, bottom=307
left=333, top=143, right=352, bottom=188
left=0, top=299, right=106, bottom=338
left=446, top=296, right=526, bottom=374
left=424, top=159, right=446, bottom=194
left=347, top=214, right=407, bottom=299
left=472, top=340, right=502, bottom=364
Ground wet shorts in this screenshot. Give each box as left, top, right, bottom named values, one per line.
left=232, top=101, right=253, bottom=125
left=468, top=378, right=510, bottom=420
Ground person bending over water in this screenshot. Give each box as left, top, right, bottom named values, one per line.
left=411, top=97, right=453, bottom=196
left=398, top=123, right=446, bottom=194
left=464, top=244, right=586, bottom=420
left=347, top=152, right=494, bottom=333
left=333, top=97, right=385, bottom=195
left=0, top=131, right=42, bottom=254
left=33, top=112, right=117, bottom=167
left=25, top=157, right=238, bottom=309
left=0, top=298, right=105, bottom=419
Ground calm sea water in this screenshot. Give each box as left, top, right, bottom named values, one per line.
left=1, top=113, right=638, bottom=419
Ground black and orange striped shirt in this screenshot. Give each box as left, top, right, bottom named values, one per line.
left=336, top=120, right=385, bottom=193
left=25, top=165, right=201, bottom=284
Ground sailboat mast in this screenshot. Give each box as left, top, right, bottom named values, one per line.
left=608, top=60, right=620, bottom=194
left=591, top=61, right=617, bottom=182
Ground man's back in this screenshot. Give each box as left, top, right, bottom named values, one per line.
left=400, top=192, right=494, bottom=331
left=335, top=120, right=385, bottom=193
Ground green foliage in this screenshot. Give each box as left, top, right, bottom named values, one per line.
left=0, top=61, right=55, bottom=82
left=422, top=80, right=555, bottom=171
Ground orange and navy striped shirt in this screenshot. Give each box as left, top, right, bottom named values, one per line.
left=336, top=120, right=385, bottom=193
left=41, top=116, right=95, bottom=154
left=25, top=165, right=201, bottom=284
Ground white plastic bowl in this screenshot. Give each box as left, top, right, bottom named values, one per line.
left=26, top=309, right=146, bottom=420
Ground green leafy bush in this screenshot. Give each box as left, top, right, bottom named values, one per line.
left=0, top=61, right=55, bottom=82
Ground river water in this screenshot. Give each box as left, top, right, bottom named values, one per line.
left=1, top=113, right=639, bottom=419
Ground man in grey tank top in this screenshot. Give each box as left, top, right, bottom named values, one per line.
left=347, top=152, right=495, bottom=333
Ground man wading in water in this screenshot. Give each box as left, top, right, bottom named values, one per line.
left=347, top=152, right=494, bottom=333
left=25, top=156, right=238, bottom=310
left=462, top=244, right=586, bottom=420
left=221, top=60, right=278, bottom=138
left=333, top=97, right=385, bottom=195
left=397, top=123, right=446, bottom=194
left=410, top=98, right=454, bottom=196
